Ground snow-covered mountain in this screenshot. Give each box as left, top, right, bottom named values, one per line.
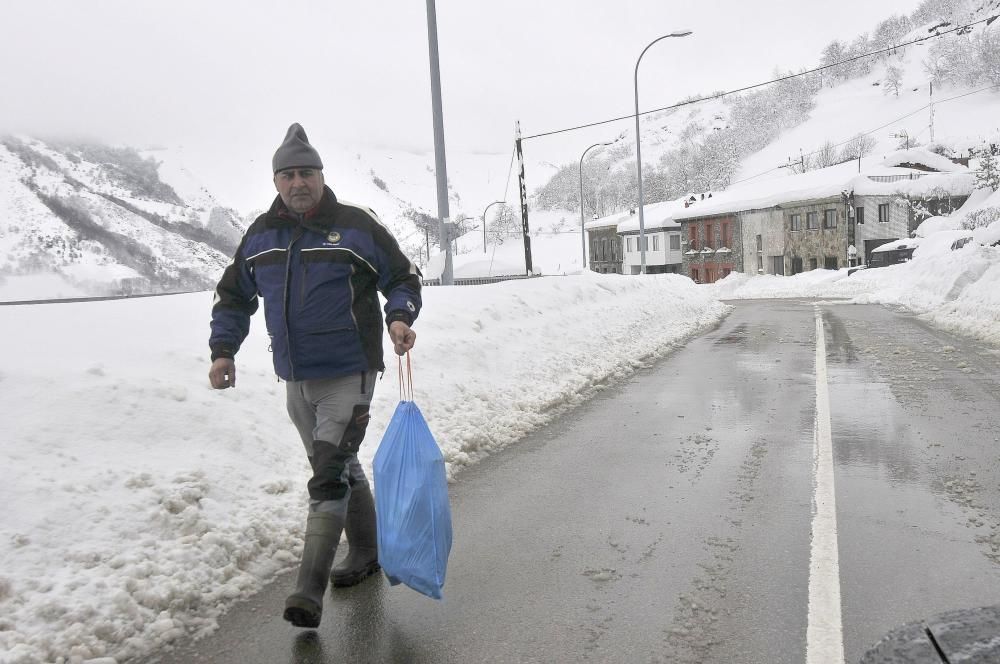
left=0, top=137, right=244, bottom=300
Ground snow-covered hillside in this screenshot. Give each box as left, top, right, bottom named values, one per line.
left=533, top=0, right=1000, bottom=227
left=0, top=137, right=243, bottom=301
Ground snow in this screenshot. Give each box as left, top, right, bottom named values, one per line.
left=4, top=199, right=1000, bottom=662
left=881, top=147, right=969, bottom=172
left=0, top=270, right=729, bottom=664
left=6, top=9, right=1000, bottom=662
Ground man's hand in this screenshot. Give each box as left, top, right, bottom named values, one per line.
left=209, top=358, right=236, bottom=389
left=388, top=321, right=416, bottom=356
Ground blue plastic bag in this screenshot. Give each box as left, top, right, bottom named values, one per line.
left=373, top=400, right=452, bottom=599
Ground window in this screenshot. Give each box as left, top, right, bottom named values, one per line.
left=823, top=209, right=837, bottom=229
left=600, top=239, right=607, bottom=261
left=670, top=234, right=680, bottom=250
left=627, top=237, right=633, bottom=252
left=790, top=214, right=802, bottom=231
left=722, top=223, right=732, bottom=247
left=757, top=254, right=763, bottom=272
left=772, top=256, right=785, bottom=275
left=722, top=267, right=731, bottom=278
left=807, top=212, right=819, bottom=230
left=688, top=226, right=697, bottom=249
left=878, top=203, right=890, bottom=222
left=756, top=234, right=762, bottom=252
left=791, top=257, right=803, bottom=274
left=855, top=206, right=865, bottom=224
left=653, top=234, right=660, bottom=251
left=691, top=267, right=700, bottom=283
left=809, top=258, right=818, bottom=270
left=705, top=223, right=713, bottom=248
left=825, top=256, right=838, bottom=269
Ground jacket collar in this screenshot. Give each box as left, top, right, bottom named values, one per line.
left=267, top=185, right=340, bottom=231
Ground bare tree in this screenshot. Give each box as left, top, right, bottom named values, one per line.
left=883, top=64, right=904, bottom=97
left=841, top=133, right=877, bottom=162
left=813, top=141, right=841, bottom=169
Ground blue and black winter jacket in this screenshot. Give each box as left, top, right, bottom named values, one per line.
left=209, top=186, right=422, bottom=381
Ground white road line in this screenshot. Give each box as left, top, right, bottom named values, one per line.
left=807, top=306, right=845, bottom=664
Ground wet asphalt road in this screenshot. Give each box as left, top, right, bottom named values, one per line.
left=152, top=299, right=1000, bottom=664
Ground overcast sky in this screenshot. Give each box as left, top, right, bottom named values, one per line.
left=1, top=0, right=926, bottom=200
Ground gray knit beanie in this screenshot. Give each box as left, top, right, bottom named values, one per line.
left=272, top=123, right=324, bottom=173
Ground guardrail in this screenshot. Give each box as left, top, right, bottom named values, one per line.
left=421, top=274, right=541, bottom=287
left=0, top=291, right=199, bottom=306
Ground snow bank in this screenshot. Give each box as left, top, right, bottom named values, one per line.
left=0, top=273, right=728, bottom=663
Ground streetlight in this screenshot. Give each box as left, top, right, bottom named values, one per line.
left=425, top=0, right=452, bottom=285
left=482, top=200, right=505, bottom=254
left=634, top=29, right=692, bottom=274
left=579, top=141, right=613, bottom=270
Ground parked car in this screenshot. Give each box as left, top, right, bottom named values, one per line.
left=849, top=232, right=973, bottom=276
left=847, top=238, right=918, bottom=275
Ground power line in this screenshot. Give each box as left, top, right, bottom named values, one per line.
left=522, top=15, right=997, bottom=142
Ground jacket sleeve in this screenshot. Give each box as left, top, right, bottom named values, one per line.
left=209, top=235, right=259, bottom=360
left=366, top=212, right=422, bottom=328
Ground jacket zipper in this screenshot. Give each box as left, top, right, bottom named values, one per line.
left=283, top=223, right=304, bottom=381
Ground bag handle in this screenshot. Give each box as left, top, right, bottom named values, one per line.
left=397, top=351, right=414, bottom=402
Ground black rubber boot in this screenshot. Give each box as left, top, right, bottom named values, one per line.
left=330, top=483, right=380, bottom=588
left=283, top=511, right=344, bottom=628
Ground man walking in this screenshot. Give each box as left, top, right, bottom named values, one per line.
left=208, top=123, right=421, bottom=628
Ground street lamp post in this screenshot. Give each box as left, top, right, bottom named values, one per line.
left=579, top=141, right=613, bottom=270
left=634, top=30, right=692, bottom=274
left=425, top=0, right=453, bottom=285
left=482, top=200, right=505, bottom=254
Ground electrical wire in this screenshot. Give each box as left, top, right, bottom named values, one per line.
left=521, top=15, right=998, bottom=142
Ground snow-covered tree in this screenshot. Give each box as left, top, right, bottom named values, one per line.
left=820, top=40, right=850, bottom=85
left=487, top=204, right=521, bottom=243
left=961, top=206, right=1000, bottom=230
left=872, top=15, right=914, bottom=56
left=975, top=27, right=1000, bottom=85
left=841, top=133, right=877, bottom=161
left=973, top=144, right=1000, bottom=191
left=813, top=141, right=841, bottom=169
left=883, top=64, right=904, bottom=96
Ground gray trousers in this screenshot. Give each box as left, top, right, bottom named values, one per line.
left=286, top=371, right=377, bottom=514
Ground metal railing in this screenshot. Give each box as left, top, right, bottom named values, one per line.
left=421, top=274, right=541, bottom=287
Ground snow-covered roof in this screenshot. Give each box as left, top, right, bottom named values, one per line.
left=585, top=208, right=633, bottom=231
left=674, top=159, right=974, bottom=221
left=616, top=199, right=686, bottom=233
left=881, top=147, right=967, bottom=173
left=872, top=236, right=922, bottom=253
left=584, top=198, right=687, bottom=233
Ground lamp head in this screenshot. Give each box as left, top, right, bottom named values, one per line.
left=670, top=30, right=693, bottom=37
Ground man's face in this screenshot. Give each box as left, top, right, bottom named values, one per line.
left=274, top=168, right=324, bottom=213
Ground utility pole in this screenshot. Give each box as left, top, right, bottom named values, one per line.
left=425, top=0, right=453, bottom=285
left=929, top=81, right=935, bottom=144
left=515, top=121, right=533, bottom=275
